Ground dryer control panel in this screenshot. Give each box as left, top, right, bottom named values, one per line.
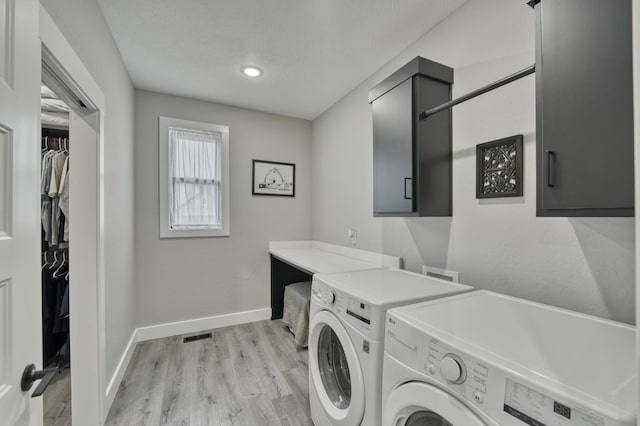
left=312, top=278, right=380, bottom=339
left=346, top=298, right=372, bottom=327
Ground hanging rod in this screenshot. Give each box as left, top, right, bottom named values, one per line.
left=420, top=64, right=535, bottom=120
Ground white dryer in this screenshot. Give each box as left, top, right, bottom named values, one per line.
left=382, top=290, right=636, bottom=426
left=308, top=268, right=473, bottom=426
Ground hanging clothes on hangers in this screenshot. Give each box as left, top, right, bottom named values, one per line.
left=58, top=158, right=69, bottom=242
left=41, top=251, right=65, bottom=363
left=41, top=248, right=69, bottom=365
left=41, top=148, right=55, bottom=246
left=40, top=136, right=69, bottom=247
left=49, top=149, right=67, bottom=246
left=41, top=131, right=71, bottom=366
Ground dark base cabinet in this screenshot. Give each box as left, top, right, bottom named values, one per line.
left=370, top=57, right=454, bottom=217
left=536, top=0, right=634, bottom=217
left=270, top=255, right=312, bottom=320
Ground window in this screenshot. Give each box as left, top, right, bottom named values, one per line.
left=159, top=117, right=229, bottom=238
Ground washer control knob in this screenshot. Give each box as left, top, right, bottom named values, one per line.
left=326, top=291, right=336, bottom=305
left=441, top=354, right=466, bottom=384
left=427, top=364, right=436, bottom=375
left=473, top=391, right=484, bottom=404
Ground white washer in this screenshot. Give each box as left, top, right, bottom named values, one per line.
left=383, top=290, right=636, bottom=426
left=308, top=268, right=474, bottom=426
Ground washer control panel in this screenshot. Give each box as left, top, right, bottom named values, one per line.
left=440, top=353, right=467, bottom=384
left=504, top=379, right=605, bottom=426
left=384, top=316, right=628, bottom=426
left=426, top=339, right=489, bottom=400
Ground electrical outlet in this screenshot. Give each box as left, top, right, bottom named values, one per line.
left=348, top=228, right=358, bottom=246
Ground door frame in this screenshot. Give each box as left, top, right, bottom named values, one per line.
left=39, top=6, right=107, bottom=424
left=633, top=0, right=640, bottom=410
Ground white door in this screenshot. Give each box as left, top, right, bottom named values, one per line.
left=309, top=310, right=365, bottom=426
left=0, top=0, right=45, bottom=424
left=384, top=382, right=489, bottom=426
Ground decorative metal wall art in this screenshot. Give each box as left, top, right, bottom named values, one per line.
left=476, top=135, right=523, bottom=198
left=252, top=159, right=295, bottom=197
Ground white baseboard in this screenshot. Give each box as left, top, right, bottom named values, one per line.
left=103, top=307, right=271, bottom=418
left=136, top=307, right=272, bottom=342
left=104, top=329, right=138, bottom=414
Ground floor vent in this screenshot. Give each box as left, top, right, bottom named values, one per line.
left=422, top=265, right=460, bottom=283
left=183, top=333, right=212, bottom=343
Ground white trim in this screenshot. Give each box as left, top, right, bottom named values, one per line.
left=632, top=0, right=640, bottom=405
left=40, top=6, right=108, bottom=425
left=104, top=329, right=138, bottom=411
left=38, top=7, right=104, bottom=109
left=159, top=116, right=230, bottom=238
left=103, top=308, right=272, bottom=415
left=136, top=308, right=271, bottom=342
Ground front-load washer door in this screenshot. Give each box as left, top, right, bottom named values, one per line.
left=384, top=382, right=488, bottom=426
left=309, top=310, right=365, bottom=426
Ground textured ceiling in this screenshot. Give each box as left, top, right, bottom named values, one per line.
left=98, top=0, right=467, bottom=120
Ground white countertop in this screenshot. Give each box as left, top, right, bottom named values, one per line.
left=268, top=240, right=401, bottom=274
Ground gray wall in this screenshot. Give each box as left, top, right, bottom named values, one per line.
left=312, top=0, right=635, bottom=323
left=134, top=90, right=312, bottom=327
left=41, top=0, right=137, bottom=379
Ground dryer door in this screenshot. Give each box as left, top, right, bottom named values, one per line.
left=384, top=382, right=488, bottom=426
left=309, top=310, right=365, bottom=426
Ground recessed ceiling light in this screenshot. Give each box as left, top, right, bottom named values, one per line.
left=241, top=66, right=263, bottom=78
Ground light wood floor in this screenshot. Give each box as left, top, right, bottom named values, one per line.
left=105, top=319, right=312, bottom=425
left=44, top=367, right=72, bottom=426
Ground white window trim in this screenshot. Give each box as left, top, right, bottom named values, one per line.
left=159, top=116, right=230, bottom=238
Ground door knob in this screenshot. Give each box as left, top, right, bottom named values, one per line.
left=21, top=363, right=59, bottom=398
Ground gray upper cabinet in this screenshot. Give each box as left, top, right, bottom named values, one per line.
left=536, top=0, right=633, bottom=217
left=370, top=57, right=453, bottom=217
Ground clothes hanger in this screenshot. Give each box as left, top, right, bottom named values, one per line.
left=50, top=250, right=59, bottom=269
left=53, top=250, right=66, bottom=279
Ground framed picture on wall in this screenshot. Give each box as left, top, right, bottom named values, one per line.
left=252, top=159, right=295, bottom=197
left=476, top=135, right=523, bottom=198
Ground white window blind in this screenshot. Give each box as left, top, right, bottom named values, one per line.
left=159, top=117, right=229, bottom=238
left=168, top=127, right=222, bottom=230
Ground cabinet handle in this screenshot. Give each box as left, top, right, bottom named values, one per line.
left=546, top=150, right=555, bottom=187
left=404, top=177, right=412, bottom=199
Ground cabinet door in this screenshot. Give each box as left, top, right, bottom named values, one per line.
left=537, top=0, right=633, bottom=216
left=373, top=79, right=414, bottom=215
left=415, top=76, right=452, bottom=216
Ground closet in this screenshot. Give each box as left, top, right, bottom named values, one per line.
left=41, top=83, right=72, bottom=425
